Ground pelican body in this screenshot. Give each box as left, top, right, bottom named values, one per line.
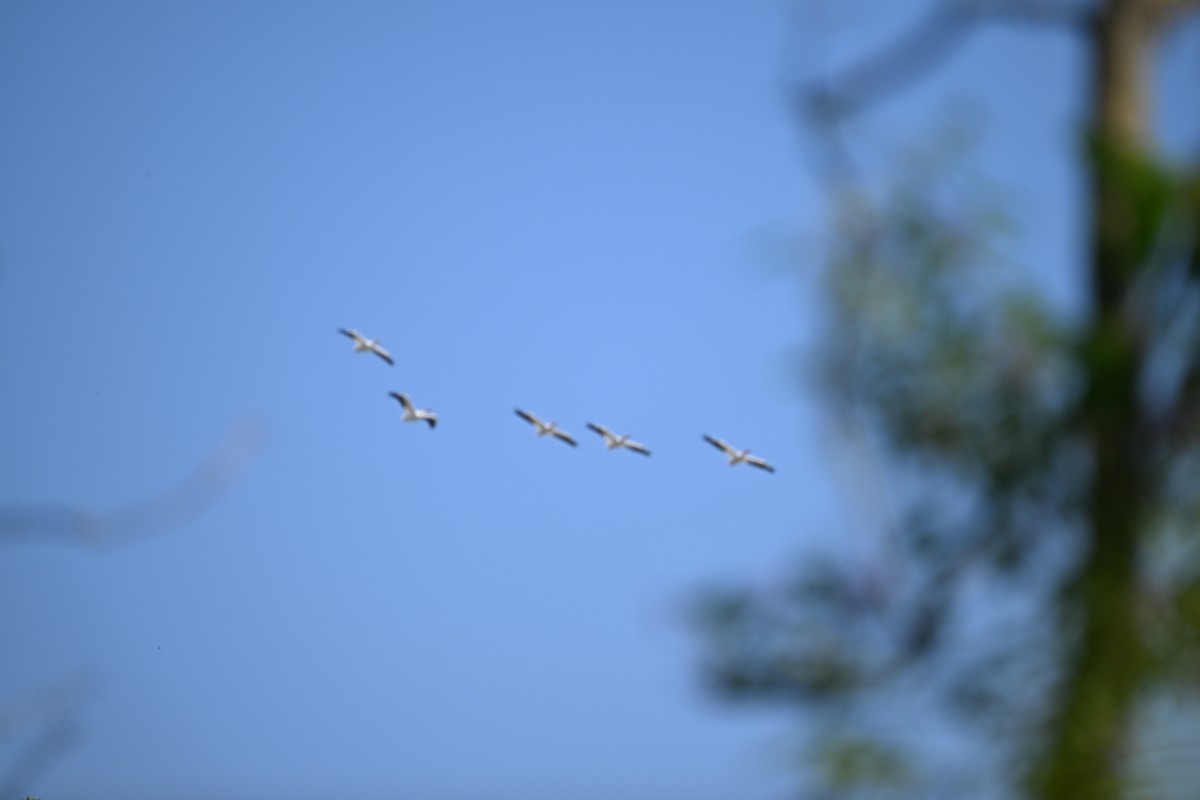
left=703, top=435, right=775, bottom=473
left=338, top=328, right=394, bottom=366
left=390, top=392, right=437, bottom=428
left=587, top=423, right=650, bottom=456
left=515, top=409, right=577, bottom=447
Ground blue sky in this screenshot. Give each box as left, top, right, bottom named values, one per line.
left=1, top=2, right=1196, bottom=798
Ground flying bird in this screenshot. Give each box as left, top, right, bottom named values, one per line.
left=389, top=392, right=437, bottom=428
left=586, top=423, right=650, bottom=456
left=702, top=435, right=775, bottom=473
left=515, top=409, right=576, bottom=447
left=338, top=328, right=394, bottom=366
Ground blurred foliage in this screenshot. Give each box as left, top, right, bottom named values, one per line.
left=812, top=736, right=913, bottom=793
left=695, top=121, right=1200, bottom=797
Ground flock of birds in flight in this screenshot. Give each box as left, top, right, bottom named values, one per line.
left=338, top=327, right=776, bottom=473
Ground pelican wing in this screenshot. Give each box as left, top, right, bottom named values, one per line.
left=745, top=455, right=775, bottom=473
left=703, top=435, right=736, bottom=456
left=338, top=328, right=366, bottom=345
left=552, top=429, right=577, bottom=447
left=515, top=409, right=543, bottom=427
left=370, top=345, right=395, bottom=366
left=623, top=440, right=651, bottom=456
left=423, top=415, right=437, bottom=429
left=587, top=422, right=615, bottom=440
left=389, top=392, right=414, bottom=413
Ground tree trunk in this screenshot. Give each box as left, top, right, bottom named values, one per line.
left=1028, top=1, right=1182, bottom=797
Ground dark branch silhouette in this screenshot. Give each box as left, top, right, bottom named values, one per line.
left=796, top=0, right=1095, bottom=183
left=802, top=0, right=1092, bottom=124
left=0, top=418, right=263, bottom=551
left=0, top=673, right=97, bottom=798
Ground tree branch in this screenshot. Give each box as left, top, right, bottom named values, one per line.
left=801, top=0, right=1093, bottom=123
left=1143, top=0, right=1200, bottom=26
left=0, top=418, right=263, bottom=551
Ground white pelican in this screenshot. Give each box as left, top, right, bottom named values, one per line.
left=586, top=423, right=650, bottom=456
left=389, top=392, right=437, bottom=428
left=338, top=328, right=394, bottom=366
left=702, top=435, right=775, bottom=473
left=515, top=409, right=576, bottom=447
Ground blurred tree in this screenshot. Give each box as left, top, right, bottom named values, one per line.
left=696, top=1, right=1200, bottom=798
